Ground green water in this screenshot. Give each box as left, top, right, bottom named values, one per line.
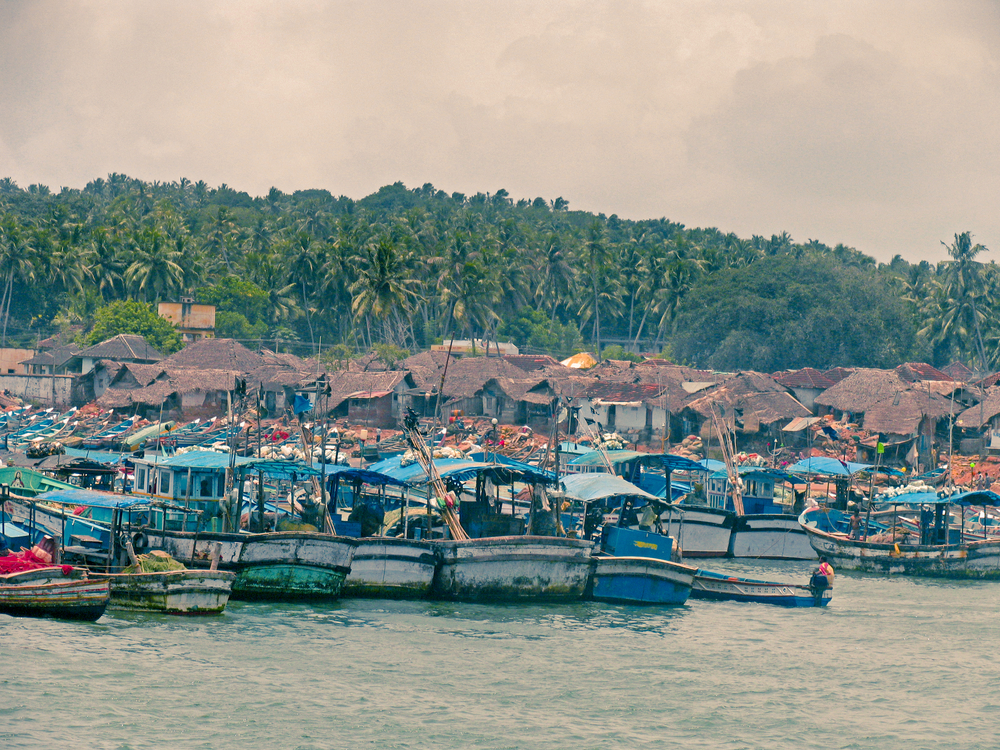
left=3, top=560, right=999, bottom=750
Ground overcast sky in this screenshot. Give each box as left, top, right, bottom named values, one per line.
left=1, top=1, right=997, bottom=263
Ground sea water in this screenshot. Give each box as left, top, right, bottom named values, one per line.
left=3, top=560, right=1000, bottom=750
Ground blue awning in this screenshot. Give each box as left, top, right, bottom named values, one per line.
left=786, top=457, right=874, bottom=476
left=35, top=487, right=153, bottom=509
left=368, top=455, right=555, bottom=486
left=318, top=463, right=410, bottom=488
left=709, top=466, right=807, bottom=485
left=876, top=489, right=1000, bottom=506
left=560, top=473, right=662, bottom=503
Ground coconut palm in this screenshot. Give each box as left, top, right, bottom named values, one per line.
left=124, top=226, right=184, bottom=302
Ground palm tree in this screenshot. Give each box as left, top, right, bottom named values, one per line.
left=941, top=231, right=991, bottom=372
left=124, top=226, right=184, bottom=302
left=0, top=217, right=37, bottom=346
left=350, top=237, right=420, bottom=347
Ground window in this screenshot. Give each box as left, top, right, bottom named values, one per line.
left=160, top=471, right=171, bottom=496
left=136, top=467, right=146, bottom=491
left=199, top=476, right=213, bottom=497
left=176, top=473, right=187, bottom=498
left=217, top=475, right=226, bottom=496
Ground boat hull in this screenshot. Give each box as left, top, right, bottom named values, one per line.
left=729, top=514, right=817, bottom=560
left=344, top=538, right=437, bottom=599
left=671, top=506, right=734, bottom=558
left=432, top=536, right=594, bottom=602
left=588, top=556, right=695, bottom=605
left=800, top=521, right=1000, bottom=578
left=691, top=570, right=830, bottom=607
left=143, top=529, right=356, bottom=600
left=94, top=570, right=235, bottom=615
left=0, top=568, right=109, bottom=621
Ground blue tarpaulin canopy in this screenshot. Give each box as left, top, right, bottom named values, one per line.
left=317, top=463, right=410, bottom=488
left=786, top=457, right=878, bottom=476
left=238, top=458, right=323, bottom=480
left=876, top=489, right=1000, bottom=506
left=709, top=465, right=807, bottom=485
left=35, top=487, right=152, bottom=509
left=368, top=455, right=555, bottom=486
left=560, top=473, right=662, bottom=503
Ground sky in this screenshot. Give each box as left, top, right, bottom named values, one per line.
left=1, top=0, right=998, bottom=263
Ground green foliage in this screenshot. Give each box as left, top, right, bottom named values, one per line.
left=85, top=300, right=183, bottom=353
left=214, top=311, right=267, bottom=340
left=320, top=343, right=355, bottom=370
left=499, top=307, right=584, bottom=357
left=371, top=342, right=410, bottom=370
left=669, top=256, right=920, bottom=371
left=196, top=276, right=269, bottom=325
left=600, top=345, right=642, bottom=363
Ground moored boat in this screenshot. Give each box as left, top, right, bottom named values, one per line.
left=587, top=525, right=696, bottom=605
left=343, top=537, right=436, bottom=599
left=728, top=513, right=817, bottom=560
left=432, top=535, right=594, bottom=602
left=92, top=568, right=235, bottom=615
left=691, top=569, right=831, bottom=607
left=143, top=528, right=357, bottom=600
left=799, top=490, right=1000, bottom=578
left=0, top=567, right=110, bottom=621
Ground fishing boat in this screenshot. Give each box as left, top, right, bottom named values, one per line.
left=690, top=569, right=831, bottom=607
left=799, top=490, right=1000, bottom=578
left=728, top=513, right=817, bottom=560
left=670, top=504, right=734, bottom=558
left=432, top=535, right=594, bottom=602
left=343, top=536, right=437, bottom=599
left=0, top=567, right=110, bottom=621
left=588, top=526, right=696, bottom=605
left=92, top=568, right=235, bottom=615
left=142, top=528, right=357, bottom=600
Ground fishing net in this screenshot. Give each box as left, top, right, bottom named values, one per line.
left=123, top=553, right=187, bottom=574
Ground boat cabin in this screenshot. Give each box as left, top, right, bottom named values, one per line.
left=706, top=467, right=795, bottom=514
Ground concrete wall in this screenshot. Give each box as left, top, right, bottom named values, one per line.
left=0, top=348, right=33, bottom=375
left=0, top=373, right=75, bottom=406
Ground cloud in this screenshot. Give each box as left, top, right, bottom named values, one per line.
left=0, top=1, right=997, bottom=261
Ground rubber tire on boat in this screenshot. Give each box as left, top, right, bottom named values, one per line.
left=132, top=531, right=149, bottom=553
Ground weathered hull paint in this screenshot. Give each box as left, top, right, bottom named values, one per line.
left=588, top=556, right=696, bottom=605
left=691, top=571, right=831, bottom=607
left=344, top=538, right=437, bottom=599
left=671, top=506, right=734, bottom=558
left=94, top=570, right=235, bottom=615
left=729, top=514, right=817, bottom=560
left=432, top=536, right=595, bottom=602
left=800, top=518, right=1000, bottom=578
left=143, top=529, right=356, bottom=600
left=0, top=568, right=110, bottom=621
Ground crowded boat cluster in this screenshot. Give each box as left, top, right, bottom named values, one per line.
left=4, top=336, right=1000, bottom=622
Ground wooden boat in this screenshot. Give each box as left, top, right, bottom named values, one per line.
left=343, top=537, right=437, bottom=599
left=143, top=528, right=357, bottom=600
left=432, top=536, right=594, bottom=602
left=799, top=492, right=1000, bottom=578
left=671, top=504, right=734, bottom=558
left=92, top=569, right=235, bottom=615
left=728, top=513, right=817, bottom=560
left=691, top=568, right=831, bottom=607
left=0, top=567, right=110, bottom=621
left=587, top=526, right=696, bottom=605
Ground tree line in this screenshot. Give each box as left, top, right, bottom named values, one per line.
left=0, top=174, right=992, bottom=373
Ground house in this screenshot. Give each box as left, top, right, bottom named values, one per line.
left=20, top=344, right=82, bottom=375
left=431, top=339, right=519, bottom=356
left=680, top=372, right=811, bottom=440
left=158, top=298, right=216, bottom=342
left=74, top=334, right=163, bottom=374
left=0, top=347, right=34, bottom=375
left=573, top=381, right=671, bottom=440
left=775, top=367, right=835, bottom=412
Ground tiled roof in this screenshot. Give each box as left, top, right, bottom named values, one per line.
left=79, top=334, right=163, bottom=362
left=776, top=367, right=836, bottom=389
left=941, top=361, right=975, bottom=381
left=895, top=362, right=953, bottom=383
left=823, top=367, right=855, bottom=384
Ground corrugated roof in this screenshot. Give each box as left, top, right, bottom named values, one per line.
left=776, top=367, right=835, bottom=389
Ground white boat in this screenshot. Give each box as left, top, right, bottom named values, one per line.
left=343, top=537, right=437, bottom=599
left=670, top=505, right=734, bottom=558
left=432, top=536, right=595, bottom=602
left=728, top=513, right=817, bottom=560
left=0, top=567, right=110, bottom=621
left=92, top=569, right=236, bottom=615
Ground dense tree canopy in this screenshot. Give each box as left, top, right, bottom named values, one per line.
left=86, top=300, right=182, bottom=354
left=0, top=174, right=991, bottom=373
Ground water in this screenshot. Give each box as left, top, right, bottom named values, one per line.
left=4, top=560, right=1000, bottom=750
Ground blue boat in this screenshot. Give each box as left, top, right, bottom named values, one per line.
left=690, top=568, right=832, bottom=607
left=588, top=526, right=696, bottom=605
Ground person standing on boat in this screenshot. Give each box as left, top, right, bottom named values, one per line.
left=849, top=508, right=862, bottom=540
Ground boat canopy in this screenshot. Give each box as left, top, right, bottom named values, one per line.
left=875, top=489, right=1000, bottom=506
left=568, top=451, right=705, bottom=474
left=560, top=473, right=662, bottom=503
left=709, top=466, right=807, bottom=485
left=368, top=455, right=555, bottom=486
left=317, top=463, right=410, bottom=488
left=35, top=487, right=153, bottom=509
left=786, top=456, right=902, bottom=477
left=465, top=451, right=557, bottom=483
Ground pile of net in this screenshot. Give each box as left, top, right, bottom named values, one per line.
left=123, top=552, right=186, bottom=574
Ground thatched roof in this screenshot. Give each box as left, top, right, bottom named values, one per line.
left=574, top=381, right=667, bottom=406
left=441, top=358, right=533, bottom=401
left=823, top=367, right=855, bottom=384
left=956, top=387, right=1000, bottom=429
left=814, top=369, right=911, bottom=414
left=159, top=338, right=267, bottom=372
left=683, top=386, right=810, bottom=425
left=864, top=389, right=956, bottom=436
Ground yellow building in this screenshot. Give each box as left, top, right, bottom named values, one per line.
left=158, top=299, right=216, bottom=343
